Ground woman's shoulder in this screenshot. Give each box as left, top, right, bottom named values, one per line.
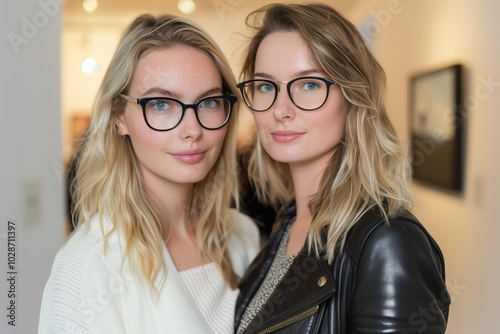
left=60, top=215, right=113, bottom=251
left=346, top=208, right=444, bottom=267
left=229, top=208, right=260, bottom=239
left=40, top=216, right=133, bottom=333
left=51, top=215, right=125, bottom=282
left=227, top=209, right=261, bottom=276
left=346, top=208, right=449, bottom=332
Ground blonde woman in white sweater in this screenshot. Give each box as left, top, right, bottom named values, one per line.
left=39, top=14, right=259, bottom=334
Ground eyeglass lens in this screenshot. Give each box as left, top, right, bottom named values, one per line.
left=241, top=78, right=329, bottom=111
left=144, top=97, right=230, bottom=130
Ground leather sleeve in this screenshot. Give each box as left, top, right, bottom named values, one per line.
left=348, top=220, right=449, bottom=334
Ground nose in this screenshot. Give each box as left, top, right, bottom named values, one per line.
left=272, top=85, right=296, bottom=121
left=179, top=107, right=203, bottom=140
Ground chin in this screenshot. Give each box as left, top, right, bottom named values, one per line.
left=264, top=148, right=297, bottom=164
left=178, top=174, right=209, bottom=184
left=266, top=154, right=293, bottom=164
left=181, top=170, right=213, bottom=184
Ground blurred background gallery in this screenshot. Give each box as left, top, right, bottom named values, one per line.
left=1, top=0, right=500, bottom=333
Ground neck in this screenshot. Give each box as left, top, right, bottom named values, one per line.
left=289, top=162, right=324, bottom=224
left=289, top=145, right=338, bottom=224
left=147, top=180, right=208, bottom=270
left=143, top=175, right=194, bottom=236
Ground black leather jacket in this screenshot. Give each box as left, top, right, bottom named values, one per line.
left=234, top=201, right=450, bottom=333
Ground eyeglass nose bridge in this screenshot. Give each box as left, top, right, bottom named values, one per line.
left=268, top=80, right=302, bottom=111
left=275, top=80, right=291, bottom=86
left=271, top=80, right=293, bottom=106
left=177, top=103, right=202, bottom=128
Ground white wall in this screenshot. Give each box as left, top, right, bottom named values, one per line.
left=348, top=0, right=500, bottom=332
left=0, top=0, right=65, bottom=333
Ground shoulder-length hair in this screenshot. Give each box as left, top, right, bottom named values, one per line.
left=242, top=3, right=414, bottom=262
left=72, top=14, right=241, bottom=293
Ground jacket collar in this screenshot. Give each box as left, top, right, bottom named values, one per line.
left=235, top=200, right=337, bottom=333
left=234, top=201, right=296, bottom=328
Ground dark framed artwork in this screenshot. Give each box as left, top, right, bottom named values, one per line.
left=410, top=64, right=463, bottom=191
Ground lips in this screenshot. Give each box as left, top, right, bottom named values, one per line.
left=170, top=149, right=207, bottom=163
left=271, top=131, right=304, bottom=143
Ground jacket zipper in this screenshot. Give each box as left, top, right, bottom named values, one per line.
left=257, top=305, right=319, bottom=334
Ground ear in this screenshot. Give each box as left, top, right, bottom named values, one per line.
left=114, top=114, right=129, bottom=136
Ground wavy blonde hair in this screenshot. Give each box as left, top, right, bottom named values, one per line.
left=72, top=14, right=241, bottom=293
left=242, top=4, right=414, bottom=262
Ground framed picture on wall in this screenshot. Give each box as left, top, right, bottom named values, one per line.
left=410, top=64, right=463, bottom=191
left=71, top=115, right=90, bottom=142
left=69, top=114, right=91, bottom=156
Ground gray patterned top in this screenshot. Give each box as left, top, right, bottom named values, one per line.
left=236, top=222, right=298, bottom=334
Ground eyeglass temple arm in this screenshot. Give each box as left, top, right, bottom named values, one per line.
left=119, top=94, right=138, bottom=104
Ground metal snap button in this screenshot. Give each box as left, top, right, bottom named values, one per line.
left=318, top=276, right=327, bottom=287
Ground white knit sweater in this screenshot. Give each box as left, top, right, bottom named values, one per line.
left=39, top=210, right=259, bottom=334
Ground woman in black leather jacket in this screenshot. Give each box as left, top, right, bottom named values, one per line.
left=234, top=3, right=450, bottom=333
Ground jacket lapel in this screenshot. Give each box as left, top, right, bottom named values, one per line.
left=243, top=254, right=336, bottom=333
left=234, top=203, right=295, bottom=328
left=235, top=200, right=337, bottom=333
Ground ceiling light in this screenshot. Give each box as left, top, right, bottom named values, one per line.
left=177, top=0, right=196, bottom=14
left=81, top=58, right=100, bottom=74
left=82, top=0, right=98, bottom=13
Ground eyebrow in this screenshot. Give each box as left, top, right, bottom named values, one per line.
left=140, top=87, right=224, bottom=101
left=254, top=69, right=326, bottom=80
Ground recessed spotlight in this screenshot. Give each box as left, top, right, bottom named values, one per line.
left=82, top=0, right=98, bottom=13
left=178, top=0, right=196, bottom=14
left=81, top=58, right=100, bottom=74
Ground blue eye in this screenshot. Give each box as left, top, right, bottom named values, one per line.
left=257, top=83, right=275, bottom=93
left=302, top=81, right=320, bottom=91
left=150, top=99, right=171, bottom=112
left=200, top=99, right=218, bottom=108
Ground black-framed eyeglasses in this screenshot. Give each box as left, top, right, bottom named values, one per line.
left=119, top=94, right=236, bottom=131
left=236, top=76, right=335, bottom=112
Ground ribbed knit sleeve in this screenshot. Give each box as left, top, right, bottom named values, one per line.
left=39, top=223, right=126, bottom=334
left=40, top=232, right=93, bottom=333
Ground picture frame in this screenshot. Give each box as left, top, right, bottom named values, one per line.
left=71, top=114, right=90, bottom=144
left=410, top=64, right=463, bottom=191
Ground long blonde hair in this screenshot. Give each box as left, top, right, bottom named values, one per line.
left=72, top=14, right=241, bottom=292
left=242, top=4, right=414, bottom=262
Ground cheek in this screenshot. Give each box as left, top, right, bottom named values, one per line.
left=324, top=99, right=347, bottom=133
left=122, top=108, right=148, bottom=136
left=124, top=116, right=167, bottom=153
left=210, top=127, right=228, bottom=151
left=129, top=133, right=166, bottom=163
left=129, top=125, right=159, bottom=149
left=252, top=113, right=269, bottom=134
